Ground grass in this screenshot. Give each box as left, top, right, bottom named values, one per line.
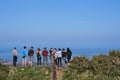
left=0, top=50, right=120, bottom=80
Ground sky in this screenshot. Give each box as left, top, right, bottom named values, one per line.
left=0, top=0, right=120, bottom=49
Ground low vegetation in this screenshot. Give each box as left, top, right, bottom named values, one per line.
left=63, top=50, right=120, bottom=80
left=0, top=50, right=120, bottom=80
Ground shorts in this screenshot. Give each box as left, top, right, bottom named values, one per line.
left=29, top=56, right=33, bottom=61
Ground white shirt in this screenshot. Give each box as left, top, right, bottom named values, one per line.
left=57, top=51, right=62, bottom=58
left=12, top=49, right=18, bottom=56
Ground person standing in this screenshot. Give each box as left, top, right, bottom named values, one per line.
left=12, top=47, right=18, bottom=67
left=28, top=46, right=34, bottom=67
left=53, top=48, right=57, bottom=67
left=49, top=48, right=53, bottom=63
left=36, top=48, right=42, bottom=65
left=62, top=48, right=67, bottom=66
left=22, top=46, right=27, bottom=67
left=67, top=48, right=72, bottom=62
left=42, top=47, right=48, bottom=65
left=57, top=48, right=62, bottom=67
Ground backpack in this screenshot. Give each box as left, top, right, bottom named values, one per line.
left=28, top=50, right=34, bottom=56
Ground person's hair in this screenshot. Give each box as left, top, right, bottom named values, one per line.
left=14, top=47, right=16, bottom=49
left=58, top=48, right=61, bottom=51
left=24, top=46, right=26, bottom=49
left=67, top=48, right=69, bottom=50
left=67, top=48, right=71, bottom=52
left=54, top=48, right=57, bottom=50
left=38, top=48, right=40, bottom=51
left=62, top=48, right=65, bottom=50
left=31, top=46, right=33, bottom=49
left=44, top=47, right=46, bottom=49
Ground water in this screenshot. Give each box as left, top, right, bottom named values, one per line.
left=0, top=47, right=119, bottom=62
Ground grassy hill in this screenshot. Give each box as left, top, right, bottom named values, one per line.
left=0, top=50, right=120, bottom=80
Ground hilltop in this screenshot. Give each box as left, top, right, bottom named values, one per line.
left=0, top=50, right=120, bottom=80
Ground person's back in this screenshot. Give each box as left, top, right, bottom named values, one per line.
left=22, top=48, right=27, bottom=58
left=42, top=48, right=48, bottom=65
left=49, top=48, right=53, bottom=63
left=28, top=46, right=34, bottom=67
left=12, top=47, right=18, bottom=67
left=62, top=49, right=66, bottom=58
left=42, top=49, right=48, bottom=57
left=57, top=48, right=62, bottom=67
left=28, top=49, right=34, bottom=56
left=22, top=46, right=27, bottom=67
left=57, top=50, right=62, bottom=58
left=36, top=48, right=42, bottom=65
left=67, top=48, right=72, bottom=62
left=49, top=48, right=53, bottom=57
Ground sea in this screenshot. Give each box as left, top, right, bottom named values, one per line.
left=0, top=47, right=120, bottom=62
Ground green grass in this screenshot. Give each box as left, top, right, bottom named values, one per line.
left=7, top=67, right=52, bottom=80
left=0, top=50, right=120, bottom=80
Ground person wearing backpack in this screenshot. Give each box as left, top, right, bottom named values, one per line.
left=28, top=46, right=34, bottom=67
left=42, top=47, right=48, bottom=66
left=36, top=48, right=42, bottom=65
left=67, top=48, right=72, bottom=62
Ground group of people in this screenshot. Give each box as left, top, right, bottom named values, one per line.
left=12, top=46, right=72, bottom=67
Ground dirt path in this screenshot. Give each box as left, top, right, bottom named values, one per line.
left=56, top=68, right=64, bottom=80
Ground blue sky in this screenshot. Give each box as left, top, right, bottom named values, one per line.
left=0, top=0, right=120, bottom=49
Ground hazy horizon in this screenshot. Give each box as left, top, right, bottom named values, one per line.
left=0, top=0, right=120, bottom=49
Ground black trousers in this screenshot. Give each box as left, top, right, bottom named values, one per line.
left=37, top=57, right=41, bottom=65
left=67, top=55, right=71, bottom=62
left=57, top=57, right=62, bottom=67
left=13, top=56, right=17, bottom=66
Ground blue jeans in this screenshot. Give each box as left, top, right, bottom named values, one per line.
left=43, top=56, right=48, bottom=65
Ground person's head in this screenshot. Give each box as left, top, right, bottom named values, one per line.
left=24, top=46, right=26, bottom=49
left=38, top=48, right=40, bottom=51
left=14, top=47, right=16, bottom=50
left=44, top=47, right=46, bottom=50
left=58, top=48, right=61, bottom=51
left=62, top=48, right=65, bottom=51
left=31, top=46, right=33, bottom=49
left=54, top=48, right=57, bottom=50
left=67, top=48, right=69, bottom=50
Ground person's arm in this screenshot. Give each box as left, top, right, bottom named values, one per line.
left=42, top=51, right=44, bottom=56
left=16, top=50, right=18, bottom=56
left=12, top=50, right=14, bottom=56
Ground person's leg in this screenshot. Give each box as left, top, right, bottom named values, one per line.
left=22, top=58, right=24, bottom=66
left=31, top=56, right=33, bottom=67
left=24, top=58, right=26, bottom=66
left=69, top=55, right=71, bottom=61
left=50, top=56, right=52, bottom=63
left=39, top=58, right=40, bottom=65
left=43, top=57, right=45, bottom=65
left=56, top=58, right=58, bottom=67
left=13, top=56, right=16, bottom=66
left=40, top=58, right=41, bottom=65
left=67, top=55, right=70, bottom=62
left=57, top=58, right=60, bottom=67
left=37, top=57, right=39, bottom=65
left=15, top=56, right=17, bottom=66
left=46, top=57, right=48, bottom=65
left=60, top=57, right=62, bottom=67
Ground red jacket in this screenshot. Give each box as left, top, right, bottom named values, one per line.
left=42, top=50, right=48, bottom=57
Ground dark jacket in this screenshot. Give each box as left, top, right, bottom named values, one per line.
left=28, top=49, right=34, bottom=56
